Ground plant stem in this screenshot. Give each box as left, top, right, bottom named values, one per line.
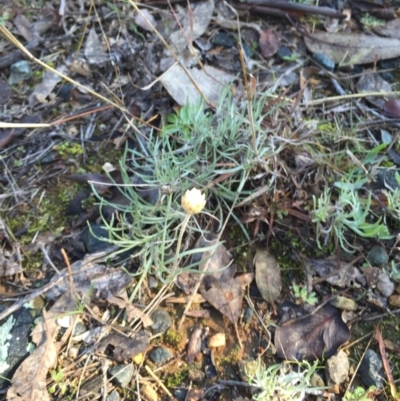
left=169, top=213, right=191, bottom=282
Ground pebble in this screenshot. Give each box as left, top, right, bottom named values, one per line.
left=243, top=306, right=254, bottom=323
left=211, top=32, right=235, bottom=48
left=359, top=349, right=384, bottom=389
left=73, top=322, right=87, bottom=336
left=107, top=390, right=120, bottom=401
left=367, top=246, right=388, bottom=267
left=150, top=309, right=172, bottom=334
left=108, top=364, right=134, bottom=388
left=208, top=333, right=226, bottom=348
left=277, top=46, right=292, bottom=61
left=330, top=296, right=357, bottom=311
left=312, top=53, right=335, bottom=71
left=375, top=169, right=400, bottom=190
left=149, top=347, right=173, bottom=365
left=9, top=61, right=32, bottom=85
left=325, top=350, right=349, bottom=386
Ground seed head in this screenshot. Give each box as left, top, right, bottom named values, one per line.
left=181, top=188, right=206, bottom=215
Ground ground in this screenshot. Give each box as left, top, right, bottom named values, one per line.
left=0, top=0, right=400, bottom=400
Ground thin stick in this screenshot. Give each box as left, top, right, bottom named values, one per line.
left=144, top=365, right=175, bottom=399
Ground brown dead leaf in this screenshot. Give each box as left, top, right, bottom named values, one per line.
left=383, top=99, right=400, bottom=118
left=96, top=331, right=150, bottom=362
left=176, top=235, right=234, bottom=295
left=184, top=309, right=210, bottom=319
left=7, top=310, right=57, bottom=401
left=259, top=29, right=279, bottom=58
left=274, top=302, right=350, bottom=360
left=308, top=257, right=366, bottom=287
left=201, top=275, right=244, bottom=325
left=305, top=32, right=400, bottom=64
left=356, top=72, right=392, bottom=109
left=254, top=249, right=282, bottom=303
left=31, top=291, right=76, bottom=346
left=186, top=325, right=206, bottom=364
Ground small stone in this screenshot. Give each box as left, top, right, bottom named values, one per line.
left=82, top=224, right=112, bottom=253
left=149, top=347, right=173, bottom=365
left=73, top=322, right=87, bottom=336
left=277, top=46, right=292, bottom=61
left=375, top=169, right=400, bottom=190
left=367, top=246, right=388, bottom=267
left=359, top=349, right=384, bottom=389
left=311, top=372, right=325, bottom=387
left=312, top=53, right=335, bottom=71
left=208, top=333, right=226, bottom=348
left=9, top=61, right=32, bottom=85
left=211, top=32, right=235, bottom=48
left=243, top=306, right=254, bottom=324
left=376, top=270, right=394, bottom=297
left=107, top=390, right=120, bottom=401
left=325, top=350, right=349, bottom=386
left=330, top=296, right=357, bottom=311
left=150, top=309, right=172, bottom=334
left=108, top=364, right=134, bottom=388
left=68, top=346, right=79, bottom=359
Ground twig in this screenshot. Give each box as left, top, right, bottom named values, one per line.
left=144, top=365, right=175, bottom=399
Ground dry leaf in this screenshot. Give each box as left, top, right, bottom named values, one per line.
left=31, top=291, right=76, bottom=346
left=84, top=27, right=108, bottom=66
left=259, top=29, right=279, bottom=58
left=274, top=302, right=350, bottom=360
left=46, top=255, right=132, bottom=301
left=96, top=331, right=150, bottom=362
left=201, top=275, right=243, bottom=325
left=169, top=0, right=214, bottom=54
left=160, top=64, right=235, bottom=106
left=7, top=311, right=57, bottom=401
left=305, top=32, right=400, bottom=65
left=254, top=249, right=282, bottom=303
left=107, top=296, right=153, bottom=326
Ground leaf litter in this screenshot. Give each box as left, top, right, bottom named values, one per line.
left=1, top=0, right=400, bottom=399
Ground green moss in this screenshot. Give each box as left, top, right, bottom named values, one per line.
left=165, top=368, right=188, bottom=387
left=56, top=142, right=84, bottom=159
left=164, top=330, right=182, bottom=347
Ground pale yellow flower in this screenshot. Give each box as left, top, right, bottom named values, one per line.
left=181, top=188, right=206, bottom=215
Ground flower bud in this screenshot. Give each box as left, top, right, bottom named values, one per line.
left=181, top=188, right=206, bottom=215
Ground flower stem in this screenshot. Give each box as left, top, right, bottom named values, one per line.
left=169, top=213, right=191, bottom=282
